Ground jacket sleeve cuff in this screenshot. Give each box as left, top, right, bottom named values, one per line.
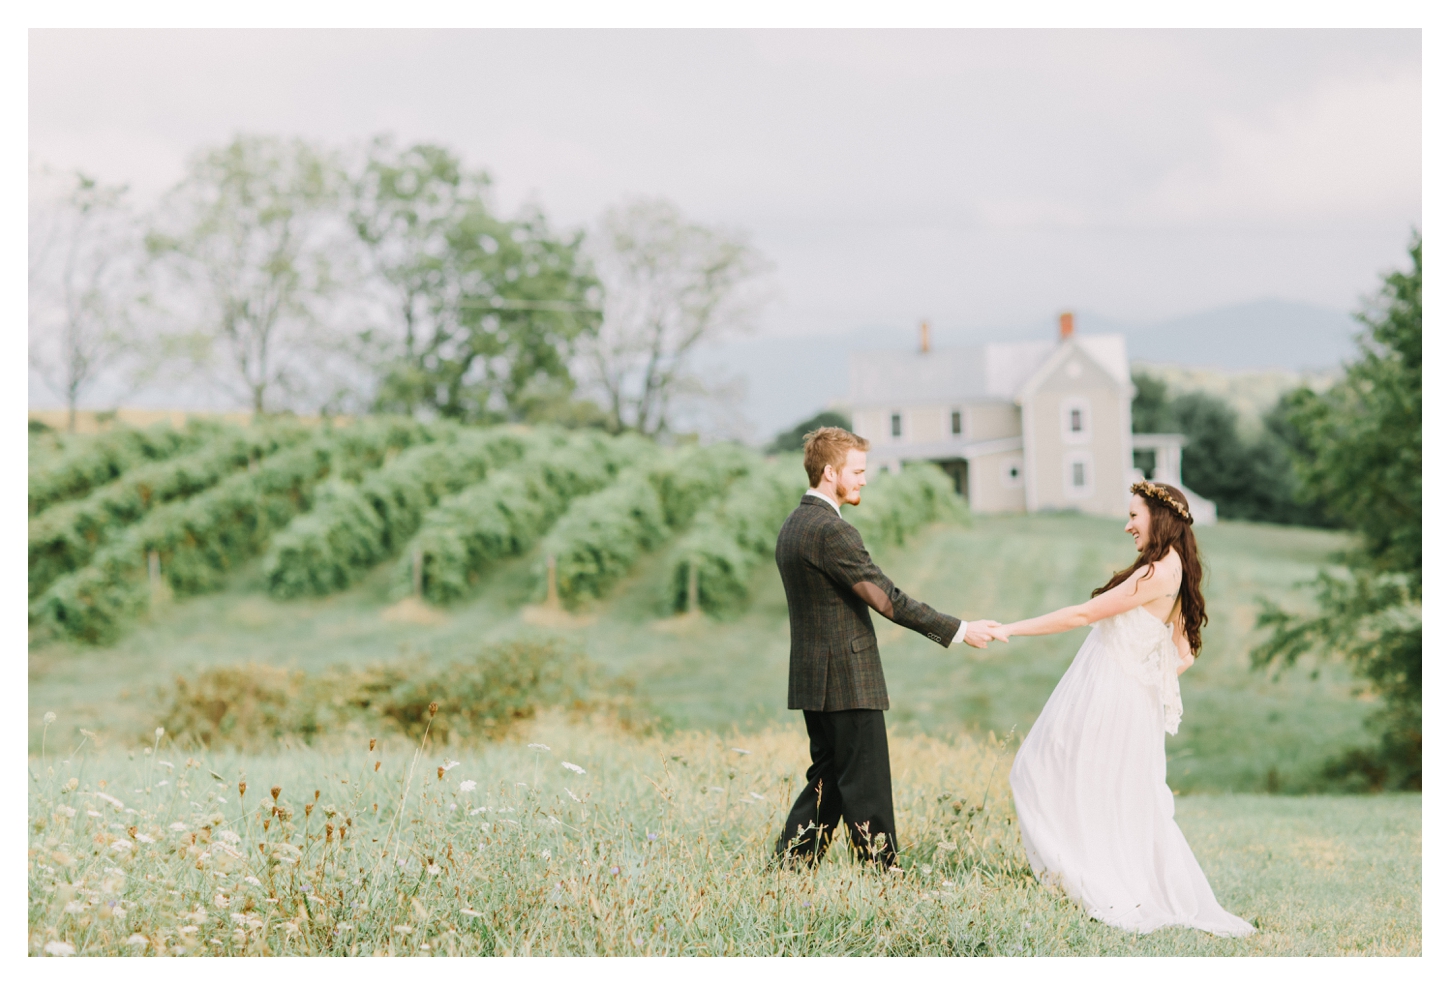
left=951, top=619, right=969, bottom=644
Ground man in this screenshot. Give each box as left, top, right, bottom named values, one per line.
left=773, top=426, right=999, bottom=870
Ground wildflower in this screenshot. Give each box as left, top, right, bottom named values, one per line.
left=541, top=849, right=551, bottom=860
left=469, top=806, right=490, bottom=815
left=731, top=748, right=752, bottom=755
left=95, top=792, right=123, bottom=809
left=135, top=833, right=155, bottom=844
left=64, top=901, right=86, bottom=914
left=610, top=866, right=620, bottom=875
left=155, top=727, right=164, bottom=739
left=86, top=810, right=101, bottom=818
left=124, top=934, right=147, bottom=947
left=528, top=743, right=551, bottom=751
left=427, top=864, right=442, bottom=876
left=459, top=779, right=477, bottom=793
left=178, top=925, right=200, bottom=934
left=369, top=738, right=377, bottom=751
left=448, top=803, right=457, bottom=811
left=238, top=781, right=247, bottom=798
left=43, top=941, right=74, bottom=956
left=634, top=936, right=644, bottom=946
left=561, top=762, right=586, bottom=775
left=43, top=712, right=57, bottom=725
left=441, top=759, right=461, bottom=772
left=564, top=787, right=581, bottom=802
left=159, top=761, right=174, bottom=769
left=244, top=876, right=262, bottom=887
left=110, top=839, right=134, bottom=853
left=461, top=908, right=483, bottom=918
left=708, top=786, right=724, bottom=793
left=169, top=822, right=188, bottom=832
left=64, top=778, right=78, bottom=791
left=393, top=925, right=413, bottom=934
left=271, top=786, right=281, bottom=800
left=217, top=830, right=241, bottom=844
left=157, top=780, right=169, bottom=787
left=217, top=797, right=226, bottom=803
left=55, top=805, right=76, bottom=818
left=943, top=880, right=955, bottom=887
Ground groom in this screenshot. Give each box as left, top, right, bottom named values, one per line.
left=773, top=426, right=1000, bottom=870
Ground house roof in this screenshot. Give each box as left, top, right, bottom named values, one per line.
left=849, top=334, right=1129, bottom=406
left=1014, top=335, right=1133, bottom=401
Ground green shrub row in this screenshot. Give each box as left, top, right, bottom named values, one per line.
left=28, top=420, right=222, bottom=516
left=662, top=459, right=804, bottom=615
left=261, top=426, right=534, bottom=598
left=847, top=461, right=966, bottom=553
left=400, top=430, right=645, bottom=605
left=28, top=421, right=313, bottom=599
left=30, top=417, right=439, bottom=644
left=540, top=444, right=757, bottom=606
left=156, top=639, right=592, bottom=748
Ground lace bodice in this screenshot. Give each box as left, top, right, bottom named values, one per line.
left=1094, top=606, right=1184, bottom=734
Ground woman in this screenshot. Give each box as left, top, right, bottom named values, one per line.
left=996, top=481, right=1253, bottom=937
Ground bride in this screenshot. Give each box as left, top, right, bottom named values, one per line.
left=992, top=481, right=1254, bottom=937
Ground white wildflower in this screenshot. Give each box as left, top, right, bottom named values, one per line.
left=440, top=759, right=461, bottom=773
left=159, top=761, right=174, bottom=769
left=564, top=787, right=581, bottom=802
left=244, top=876, right=262, bottom=887
left=217, top=830, right=241, bottom=844
left=426, top=864, right=442, bottom=876
left=461, top=908, right=483, bottom=918
left=63, top=901, right=86, bottom=914
left=561, top=761, right=586, bottom=775
left=748, top=792, right=767, bottom=801
left=55, top=805, right=76, bottom=818
left=135, top=833, right=155, bottom=844
left=110, top=839, right=134, bottom=852
left=169, top=822, right=188, bottom=832
left=43, top=941, right=75, bottom=956
left=731, top=748, right=752, bottom=755
left=86, top=810, right=101, bottom=818
left=125, top=934, right=148, bottom=946
left=95, top=792, right=123, bottom=809
left=178, top=926, right=199, bottom=934
left=43, top=712, right=58, bottom=725
left=527, top=743, right=551, bottom=751
left=469, top=806, right=490, bottom=815
left=458, top=779, right=477, bottom=793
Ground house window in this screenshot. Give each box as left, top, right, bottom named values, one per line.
left=950, top=409, right=962, bottom=436
left=1001, top=458, right=1024, bottom=489
left=890, top=413, right=902, bottom=439
left=1064, top=453, right=1093, bottom=498
left=1060, top=398, right=1091, bottom=444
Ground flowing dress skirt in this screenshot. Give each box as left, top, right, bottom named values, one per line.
left=1009, top=609, right=1254, bottom=936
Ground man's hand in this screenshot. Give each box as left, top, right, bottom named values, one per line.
left=959, top=619, right=1002, bottom=649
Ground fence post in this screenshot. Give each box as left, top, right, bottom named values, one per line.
left=545, top=555, right=560, bottom=608
left=686, top=558, right=699, bottom=615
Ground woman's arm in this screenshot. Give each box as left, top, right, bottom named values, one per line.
left=999, top=559, right=1180, bottom=639
left=1172, top=605, right=1194, bottom=675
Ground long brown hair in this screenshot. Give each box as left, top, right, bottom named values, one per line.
left=1091, top=482, right=1207, bottom=654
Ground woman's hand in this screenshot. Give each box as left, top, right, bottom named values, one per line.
left=991, top=623, right=1014, bottom=643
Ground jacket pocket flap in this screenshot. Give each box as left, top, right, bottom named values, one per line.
left=849, top=634, right=874, bottom=653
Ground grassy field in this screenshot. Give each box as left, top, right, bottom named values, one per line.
left=31, top=511, right=1373, bottom=794
left=27, top=714, right=1420, bottom=956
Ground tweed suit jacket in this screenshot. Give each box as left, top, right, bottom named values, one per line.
left=776, top=494, right=962, bottom=712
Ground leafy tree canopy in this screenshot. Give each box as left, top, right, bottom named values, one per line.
left=766, top=409, right=852, bottom=455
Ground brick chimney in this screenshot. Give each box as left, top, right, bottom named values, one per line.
left=919, top=319, right=931, bottom=353
left=1058, top=311, right=1074, bottom=340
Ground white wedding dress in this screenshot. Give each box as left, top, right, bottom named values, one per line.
left=1009, top=605, right=1255, bottom=937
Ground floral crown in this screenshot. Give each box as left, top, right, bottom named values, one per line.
left=1130, top=480, right=1193, bottom=524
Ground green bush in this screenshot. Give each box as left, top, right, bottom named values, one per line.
left=848, top=461, right=965, bottom=553
left=400, top=430, right=643, bottom=605
left=28, top=421, right=312, bottom=599
left=156, top=639, right=592, bottom=748
left=30, top=417, right=438, bottom=644
left=540, top=444, right=756, bottom=606
left=28, top=420, right=221, bottom=515
left=663, top=460, right=803, bottom=615
left=262, top=426, right=532, bottom=598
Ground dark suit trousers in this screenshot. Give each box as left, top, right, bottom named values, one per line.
left=774, top=709, right=897, bottom=868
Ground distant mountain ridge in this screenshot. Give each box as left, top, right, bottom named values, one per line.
left=692, top=298, right=1357, bottom=443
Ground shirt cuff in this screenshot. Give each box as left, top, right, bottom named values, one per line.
left=951, top=620, right=969, bottom=644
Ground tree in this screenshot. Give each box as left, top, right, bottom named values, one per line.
left=146, top=136, right=349, bottom=415
left=1253, top=232, right=1421, bottom=790
left=581, top=199, right=770, bottom=437
left=767, top=409, right=852, bottom=455
left=1130, top=370, right=1330, bottom=526
left=28, top=170, right=140, bottom=431
left=350, top=137, right=602, bottom=423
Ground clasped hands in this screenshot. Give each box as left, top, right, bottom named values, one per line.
left=959, top=619, right=1012, bottom=650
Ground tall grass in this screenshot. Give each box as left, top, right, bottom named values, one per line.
left=26, top=712, right=1420, bottom=956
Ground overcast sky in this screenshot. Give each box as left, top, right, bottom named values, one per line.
left=30, top=28, right=1420, bottom=344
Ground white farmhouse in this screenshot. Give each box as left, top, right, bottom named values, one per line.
left=847, top=314, right=1216, bottom=522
